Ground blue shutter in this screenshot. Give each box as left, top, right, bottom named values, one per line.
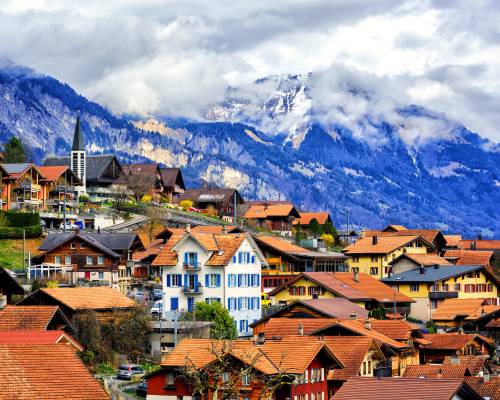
left=251, top=255, right=255, bottom=264
left=205, top=274, right=210, bottom=288
left=232, top=255, right=236, bottom=263
left=237, top=274, right=242, bottom=287
left=194, top=274, right=198, bottom=289
left=227, top=298, right=231, bottom=310
left=238, top=252, right=242, bottom=263
left=170, top=297, right=178, bottom=310
left=256, top=297, right=260, bottom=310
left=237, top=297, right=242, bottom=310
left=228, top=274, right=232, bottom=287
left=166, top=275, right=171, bottom=287
left=239, top=320, right=243, bottom=332
left=216, top=274, right=221, bottom=287
left=184, top=274, right=188, bottom=288
left=184, top=252, right=188, bottom=265
left=178, top=274, right=182, bottom=287
left=194, top=252, right=198, bottom=266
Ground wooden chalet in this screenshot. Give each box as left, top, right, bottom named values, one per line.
left=244, top=202, right=300, bottom=233
left=176, top=187, right=243, bottom=221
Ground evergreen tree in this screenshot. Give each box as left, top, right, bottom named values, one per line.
left=3, top=137, right=26, bottom=163
left=194, top=301, right=238, bottom=339
left=309, top=218, right=321, bottom=238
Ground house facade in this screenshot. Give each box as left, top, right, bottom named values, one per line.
left=1, top=163, right=46, bottom=211
left=153, top=232, right=267, bottom=336
left=244, top=202, right=300, bottom=234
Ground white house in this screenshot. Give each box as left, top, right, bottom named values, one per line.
left=153, top=230, right=267, bottom=336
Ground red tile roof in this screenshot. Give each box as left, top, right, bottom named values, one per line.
left=465, top=376, right=500, bottom=400
left=460, top=240, right=500, bottom=250
left=0, top=305, right=60, bottom=331
left=393, top=252, right=451, bottom=266
left=0, top=330, right=83, bottom=351
left=39, top=287, right=137, bottom=310
left=444, top=235, right=462, bottom=247
left=431, top=298, right=500, bottom=322
left=244, top=203, right=299, bottom=219
left=297, top=298, right=369, bottom=319
left=37, top=165, right=71, bottom=182
left=365, top=229, right=442, bottom=244
left=443, top=355, right=490, bottom=376
left=344, top=235, right=432, bottom=254
left=333, top=377, right=476, bottom=400
left=0, top=344, right=109, bottom=399
left=368, top=320, right=420, bottom=340
left=444, top=250, right=494, bottom=266
left=422, top=333, right=495, bottom=350
left=293, top=212, right=331, bottom=225
left=262, top=318, right=336, bottom=337
left=403, top=364, right=471, bottom=378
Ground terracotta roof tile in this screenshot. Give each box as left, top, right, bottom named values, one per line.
left=293, top=212, right=331, bottom=225
left=262, top=318, right=337, bottom=337
left=0, top=330, right=83, bottom=351
left=37, top=165, right=71, bottom=181
left=443, top=355, right=489, bottom=376
left=39, top=287, right=137, bottom=310
left=344, top=235, right=428, bottom=254
left=486, top=317, right=500, bottom=328
left=403, top=364, right=471, bottom=378
left=465, top=376, right=500, bottom=400
left=368, top=320, right=420, bottom=340
left=244, top=204, right=299, bottom=219
left=444, top=235, right=462, bottom=247
left=333, top=377, right=472, bottom=400
left=0, top=305, right=59, bottom=331
left=422, top=333, right=495, bottom=350
left=206, top=234, right=246, bottom=266
left=396, top=253, right=452, bottom=266
left=132, top=238, right=164, bottom=261
left=444, top=250, right=494, bottom=266
left=459, top=240, right=500, bottom=250
left=0, top=344, right=109, bottom=399
left=365, top=229, right=442, bottom=244
left=431, top=298, right=500, bottom=322
left=254, top=235, right=315, bottom=255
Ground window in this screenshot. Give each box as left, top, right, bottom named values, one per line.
left=410, top=283, right=419, bottom=292
left=239, top=297, right=249, bottom=311
left=228, top=274, right=237, bottom=287
left=351, top=256, right=359, bottom=263
left=70, top=242, right=76, bottom=249
left=97, top=255, right=104, bottom=265
left=165, top=371, right=175, bottom=386
left=222, top=372, right=230, bottom=384
left=488, top=284, right=493, bottom=292
left=86, top=256, right=93, bottom=265
left=228, top=298, right=237, bottom=311
left=363, top=361, right=367, bottom=375
left=370, top=267, right=378, bottom=276
left=184, top=252, right=198, bottom=267
left=187, top=297, right=195, bottom=312
left=98, top=272, right=104, bottom=279
left=242, top=374, right=251, bottom=386
left=166, top=274, right=182, bottom=287
left=80, top=242, right=87, bottom=249
left=371, top=256, right=378, bottom=262
left=238, top=251, right=251, bottom=264
left=239, top=319, right=248, bottom=332
left=442, top=284, right=449, bottom=292
left=454, top=283, right=461, bottom=291
left=238, top=274, right=250, bottom=287
left=205, top=274, right=221, bottom=288
left=54, top=256, right=61, bottom=265
left=65, top=255, right=71, bottom=265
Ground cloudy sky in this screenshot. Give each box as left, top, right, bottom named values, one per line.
left=1, top=0, right=500, bottom=142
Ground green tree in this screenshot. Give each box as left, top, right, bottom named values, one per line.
left=194, top=301, right=237, bottom=339
left=309, top=218, right=321, bottom=238
left=3, top=137, right=26, bottom=163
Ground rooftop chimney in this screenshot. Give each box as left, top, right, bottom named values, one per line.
left=372, top=236, right=378, bottom=245
left=478, top=234, right=483, bottom=241
left=433, top=264, right=439, bottom=269
left=483, top=371, right=490, bottom=383
left=222, top=225, right=228, bottom=235
left=364, top=319, right=371, bottom=330
left=255, top=332, right=266, bottom=345
left=350, top=311, right=357, bottom=320
left=419, top=266, right=425, bottom=274
left=353, top=269, right=359, bottom=282
left=436, top=368, right=442, bottom=379
left=97, top=226, right=101, bottom=234
left=186, top=224, right=191, bottom=233
left=471, top=241, right=477, bottom=250
left=298, top=322, right=304, bottom=336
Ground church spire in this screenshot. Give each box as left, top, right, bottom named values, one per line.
left=72, top=112, right=85, bottom=151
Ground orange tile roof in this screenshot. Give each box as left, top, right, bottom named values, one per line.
left=485, top=317, right=500, bottom=329
left=333, top=377, right=471, bottom=400
left=0, top=344, right=109, bottom=399
left=254, top=235, right=313, bottom=255
left=444, top=250, right=494, bottom=266
left=132, top=238, right=164, bottom=261
left=365, top=229, right=442, bottom=244
left=262, top=318, right=337, bottom=337
left=206, top=234, right=246, bottom=266
left=384, top=225, right=408, bottom=231
left=37, top=165, right=71, bottom=181
left=0, top=330, right=83, bottom=351
left=460, top=240, right=500, bottom=250
left=333, top=272, right=415, bottom=304
left=422, top=333, right=495, bottom=350
left=344, top=235, right=429, bottom=254
left=244, top=203, right=298, bottom=219
left=293, top=212, right=331, bottom=225
left=444, top=235, right=462, bottom=247
left=190, top=225, right=239, bottom=234
left=396, top=253, right=452, bottom=266
left=151, top=231, right=186, bottom=266
left=432, top=298, right=500, bottom=322
left=323, top=336, right=376, bottom=381
left=368, top=320, right=420, bottom=340
left=39, top=287, right=137, bottom=311
left=0, top=305, right=60, bottom=331
left=443, top=355, right=489, bottom=376
left=465, top=376, right=500, bottom=400
left=403, top=364, right=471, bottom=378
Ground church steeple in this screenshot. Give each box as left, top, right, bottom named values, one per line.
left=71, top=112, right=86, bottom=192
left=72, top=113, right=85, bottom=151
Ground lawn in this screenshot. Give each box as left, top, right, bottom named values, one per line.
left=0, top=238, right=43, bottom=272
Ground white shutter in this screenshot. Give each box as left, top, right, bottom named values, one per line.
left=321, top=367, right=324, bottom=381
left=304, top=369, right=308, bottom=383
left=305, top=395, right=308, bottom=400
left=322, top=392, right=325, bottom=400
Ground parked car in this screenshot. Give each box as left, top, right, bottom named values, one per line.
left=133, top=291, right=146, bottom=302
left=136, top=380, right=147, bottom=397
left=152, top=289, right=163, bottom=301
left=151, top=300, right=163, bottom=317
left=116, top=364, right=145, bottom=380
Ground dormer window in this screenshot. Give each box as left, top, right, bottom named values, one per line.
left=80, top=242, right=87, bottom=249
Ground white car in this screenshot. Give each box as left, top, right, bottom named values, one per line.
left=151, top=300, right=163, bottom=317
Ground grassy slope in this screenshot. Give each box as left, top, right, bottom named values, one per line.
left=0, top=238, right=43, bottom=272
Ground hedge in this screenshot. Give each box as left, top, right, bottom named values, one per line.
left=0, top=211, right=41, bottom=228
left=0, top=225, right=42, bottom=239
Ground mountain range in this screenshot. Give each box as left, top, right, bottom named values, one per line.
left=0, top=61, right=499, bottom=236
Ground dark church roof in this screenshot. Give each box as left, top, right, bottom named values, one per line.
left=72, top=115, right=85, bottom=151
left=43, top=154, right=121, bottom=183
left=159, top=167, right=185, bottom=190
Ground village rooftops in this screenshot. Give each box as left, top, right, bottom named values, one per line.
left=443, top=355, right=492, bottom=376
left=37, top=165, right=82, bottom=184
left=43, top=154, right=121, bottom=183
left=459, top=239, right=500, bottom=251
left=293, top=211, right=332, bottom=225
left=0, top=344, right=109, bottom=399
left=465, top=376, right=500, bottom=399
left=0, top=305, right=72, bottom=332
left=402, top=364, right=472, bottom=379
left=421, top=333, right=495, bottom=351
left=1, top=163, right=46, bottom=180
left=431, top=298, right=500, bottom=322
left=343, top=235, right=434, bottom=255
left=176, top=187, right=242, bottom=204
left=332, top=377, right=483, bottom=400
left=0, top=330, right=83, bottom=351
left=18, top=287, right=137, bottom=311
left=389, top=252, right=452, bottom=266
left=244, top=203, right=300, bottom=219
left=363, top=228, right=445, bottom=245
left=382, top=264, right=499, bottom=284
left=444, top=249, right=494, bottom=267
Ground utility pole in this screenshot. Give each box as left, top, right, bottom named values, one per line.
left=22, top=229, right=26, bottom=271
left=345, top=209, right=351, bottom=231
left=173, top=310, right=178, bottom=347
left=63, top=185, right=67, bottom=233
left=233, top=191, right=237, bottom=224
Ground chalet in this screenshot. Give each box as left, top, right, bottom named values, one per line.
left=344, top=235, right=435, bottom=279
left=176, top=187, right=244, bottom=221
left=1, top=163, right=46, bottom=211
left=364, top=227, right=447, bottom=254
left=0, top=305, right=74, bottom=334
left=146, top=337, right=342, bottom=400
left=332, top=376, right=483, bottom=400
left=293, top=211, right=333, bottom=231
left=390, top=253, right=452, bottom=274
left=159, top=167, right=185, bottom=202
left=0, top=330, right=83, bottom=352
left=443, top=249, right=495, bottom=268
left=420, top=333, right=495, bottom=364
left=0, top=267, right=24, bottom=306
left=254, top=235, right=348, bottom=293
left=443, top=234, right=463, bottom=250
left=0, top=344, right=109, bottom=399
left=250, top=298, right=369, bottom=335
left=31, top=231, right=144, bottom=293
left=430, top=298, right=500, bottom=330
left=382, top=264, right=500, bottom=322
left=38, top=165, right=82, bottom=227
left=244, top=202, right=300, bottom=234
left=268, top=271, right=414, bottom=316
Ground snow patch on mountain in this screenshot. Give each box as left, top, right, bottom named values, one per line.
left=428, top=162, right=469, bottom=178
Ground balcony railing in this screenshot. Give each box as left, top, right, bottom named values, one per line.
left=428, top=291, right=459, bottom=300
left=373, top=364, right=392, bottom=378
left=383, top=306, right=411, bottom=316
left=183, top=283, right=203, bottom=294
left=183, top=262, right=201, bottom=271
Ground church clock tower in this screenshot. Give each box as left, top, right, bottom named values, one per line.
left=71, top=113, right=86, bottom=192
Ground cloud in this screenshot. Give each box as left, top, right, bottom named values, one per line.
left=0, top=0, right=499, bottom=142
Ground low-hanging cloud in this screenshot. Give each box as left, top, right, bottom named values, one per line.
left=0, top=0, right=499, bottom=142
